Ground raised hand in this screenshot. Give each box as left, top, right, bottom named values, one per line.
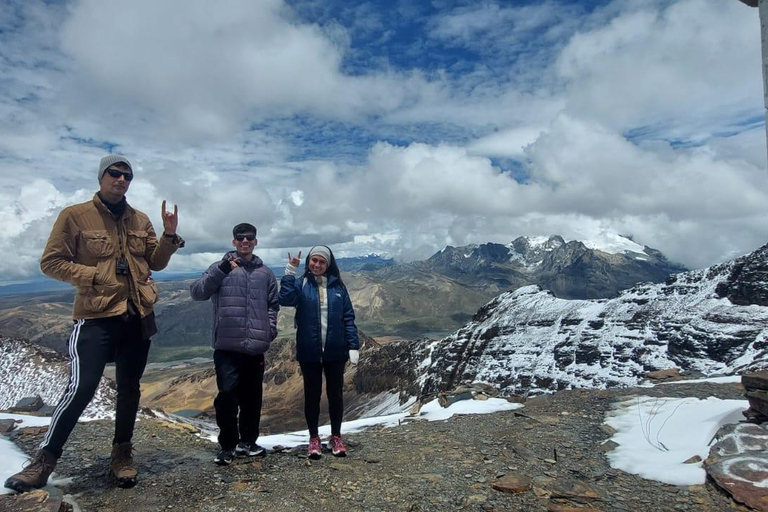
left=161, top=200, right=178, bottom=235
left=288, top=251, right=302, bottom=267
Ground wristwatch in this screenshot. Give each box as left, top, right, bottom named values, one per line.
left=163, top=233, right=185, bottom=247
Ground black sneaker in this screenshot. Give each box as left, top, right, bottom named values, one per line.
left=235, top=442, right=266, bottom=457
left=214, top=449, right=234, bottom=466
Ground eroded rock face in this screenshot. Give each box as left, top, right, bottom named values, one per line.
left=716, top=246, right=768, bottom=307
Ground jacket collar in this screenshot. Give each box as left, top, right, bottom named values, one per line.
left=308, top=273, right=339, bottom=286
left=93, top=193, right=134, bottom=219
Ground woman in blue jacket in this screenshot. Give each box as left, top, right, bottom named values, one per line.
left=278, top=245, right=360, bottom=458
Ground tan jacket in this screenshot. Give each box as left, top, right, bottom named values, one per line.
left=40, top=193, right=183, bottom=320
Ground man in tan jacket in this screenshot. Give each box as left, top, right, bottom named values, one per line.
left=5, top=155, right=184, bottom=493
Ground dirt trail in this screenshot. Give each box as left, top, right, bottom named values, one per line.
left=1, top=381, right=747, bottom=511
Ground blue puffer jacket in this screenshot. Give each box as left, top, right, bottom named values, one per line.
left=190, top=251, right=279, bottom=355
left=278, top=273, right=359, bottom=363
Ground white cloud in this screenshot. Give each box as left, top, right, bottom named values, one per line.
left=56, top=0, right=445, bottom=142
left=467, top=126, right=545, bottom=158
left=0, top=0, right=765, bottom=281
left=557, top=0, right=761, bottom=135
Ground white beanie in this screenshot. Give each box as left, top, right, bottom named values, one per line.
left=308, top=245, right=331, bottom=263
left=98, top=155, right=133, bottom=183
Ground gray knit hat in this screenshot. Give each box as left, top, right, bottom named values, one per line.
left=308, top=245, right=331, bottom=263
left=98, top=155, right=133, bottom=183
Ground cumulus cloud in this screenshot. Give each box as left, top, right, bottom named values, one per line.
left=556, top=0, right=761, bottom=136
left=57, top=0, right=443, bottom=142
left=0, top=0, right=765, bottom=282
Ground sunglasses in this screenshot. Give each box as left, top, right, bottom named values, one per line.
left=235, top=234, right=256, bottom=242
left=105, top=168, right=133, bottom=181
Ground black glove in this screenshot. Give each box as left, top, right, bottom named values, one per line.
left=219, top=259, right=234, bottom=274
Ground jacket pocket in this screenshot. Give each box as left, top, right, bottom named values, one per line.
left=127, top=230, right=148, bottom=255
left=76, top=282, right=118, bottom=313
left=81, top=230, right=114, bottom=258
left=137, top=280, right=158, bottom=307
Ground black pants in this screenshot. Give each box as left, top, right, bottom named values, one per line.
left=41, top=315, right=151, bottom=458
left=213, top=349, right=265, bottom=451
left=299, top=360, right=346, bottom=437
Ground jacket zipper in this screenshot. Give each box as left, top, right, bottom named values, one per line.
left=316, top=280, right=323, bottom=359
left=245, top=268, right=251, bottom=349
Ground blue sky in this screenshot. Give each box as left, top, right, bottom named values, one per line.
left=0, top=0, right=766, bottom=281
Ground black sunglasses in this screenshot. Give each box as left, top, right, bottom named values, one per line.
left=106, top=168, right=133, bottom=181
left=235, top=234, right=256, bottom=241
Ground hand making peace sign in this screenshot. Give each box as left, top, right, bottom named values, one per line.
left=288, top=251, right=302, bottom=267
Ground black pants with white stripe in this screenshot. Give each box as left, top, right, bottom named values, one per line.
left=41, top=315, right=151, bottom=458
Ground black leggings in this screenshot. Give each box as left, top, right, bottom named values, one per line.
left=41, top=316, right=151, bottom=458
left=299, top=360, right=346, bottom=437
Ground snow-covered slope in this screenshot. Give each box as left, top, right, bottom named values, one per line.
left=0, top=337, right=117, bottom=420
left=356, top=243, right=768, bottom=399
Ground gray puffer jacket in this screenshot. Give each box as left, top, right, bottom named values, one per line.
left=190, top=251, right=279, bottom=355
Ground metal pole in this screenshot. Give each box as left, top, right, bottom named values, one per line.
left=760, top=1, right=768, bottom=166
left=738, top=1, right=768, bottom=163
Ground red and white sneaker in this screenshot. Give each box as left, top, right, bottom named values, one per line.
left=308, top=436, right=322, bottom=460
left=328, top=435, right=347, bottom=457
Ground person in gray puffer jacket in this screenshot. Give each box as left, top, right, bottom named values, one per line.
left=190, top=222, right=278, bottom=466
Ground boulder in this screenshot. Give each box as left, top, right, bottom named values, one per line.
left=9, top=395, right=44, bottom=413
left=705, top=422, right=768, bottom=511
left=0, top=488, right=73, bottom=512
left=436, top=383, right=499, bottom=408
left=491, top=474, right=532, bottom=494
left=742, top=371, right=768, bottom=422
left=0, top=418, right=16, bottom=434
left=644, top=368, right=682, bottom=382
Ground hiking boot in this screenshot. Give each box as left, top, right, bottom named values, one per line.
left=328, top=435, right=347, bottom=457
left=235, top=441, right=266, bottom=457
left=307, top=436, right=322, bottom=460
left=110, top=442, right=138, bottom=488
left=4, top=449, right=57, bottom=493
left=214, top=449, right=234, bottom=466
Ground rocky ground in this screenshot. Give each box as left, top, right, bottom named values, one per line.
left=1, top=381, right=751, bottom=512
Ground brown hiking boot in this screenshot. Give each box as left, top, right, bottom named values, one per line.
left=110, top=442, right=138, bottom=488
left=4, top=449, right=57, bottom=493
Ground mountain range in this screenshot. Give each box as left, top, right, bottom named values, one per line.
left=0, top=234, right=685, bottom=358
left=354, top=242, right=768, bottom=405
left=0, top=233, right=700, bottom=429
left=420, top=235, right=685, bottom=298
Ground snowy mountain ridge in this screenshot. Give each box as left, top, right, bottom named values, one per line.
left=421, top=234, right=685, bottom=299
left=354, top=242, right=768, bottom=403
left=415, top=242, right=768, bottom=396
